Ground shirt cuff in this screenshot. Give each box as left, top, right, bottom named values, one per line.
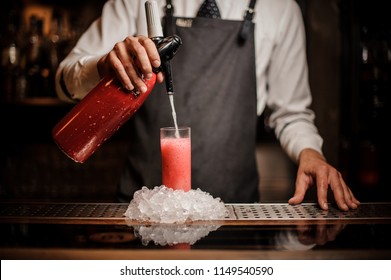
left=74, top=56, right=102, bottom=100
left=57, top=55, right=102, bottom=101
left=278, top=121, right=324, bottom=163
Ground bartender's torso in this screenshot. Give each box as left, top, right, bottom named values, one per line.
left=119, top=0, right=261, bottom=202
left=58, top=0, right=313, bottom=202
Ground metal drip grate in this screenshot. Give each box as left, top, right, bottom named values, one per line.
left=0, top=203, right=127, bottom=222
left=224, top=203, right=391, bottom=220
left=0, top=202, right=390, bottom=224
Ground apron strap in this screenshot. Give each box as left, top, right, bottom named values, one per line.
left=164, top=0, right=257, bottom=42
left=163, top=0, right=175, bottom=35
left=164, top=0, right=174, bottom=16
left=239, top=0, right=257, bottom=43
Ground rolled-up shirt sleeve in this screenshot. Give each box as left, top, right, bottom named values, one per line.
left=265, top=0, right=323, bottom=163
left=55, top=0, right=143, bottom=102
left=56, top=55, right=101, bottom=101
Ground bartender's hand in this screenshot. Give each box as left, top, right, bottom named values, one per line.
left=97, top=35, right=164, bottom=93
left=288, top=148, right=360, bottom=211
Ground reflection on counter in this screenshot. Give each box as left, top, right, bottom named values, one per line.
left=1, top=201, right=390, bottom=259
left=129, top=224, right=222, bottom=246
left=1, top=222, right=391, bottom=259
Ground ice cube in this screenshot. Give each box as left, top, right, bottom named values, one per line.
left=124, top=185, right=228, bottom=223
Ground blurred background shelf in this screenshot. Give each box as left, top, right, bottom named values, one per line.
left=1, top=0, right=390, bottom=203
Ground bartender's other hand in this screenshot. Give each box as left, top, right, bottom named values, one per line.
left=97, top=35, right=164, bottom=93
left=288, top=148, right=360, bottom=211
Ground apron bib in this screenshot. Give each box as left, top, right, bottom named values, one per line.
left=119, top=1, right=259, bottom=203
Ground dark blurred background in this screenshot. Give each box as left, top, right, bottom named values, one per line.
left=0, top=0, right=390, bottom=203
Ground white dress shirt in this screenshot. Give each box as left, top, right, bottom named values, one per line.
left=55, top=0, right=324, bottom=162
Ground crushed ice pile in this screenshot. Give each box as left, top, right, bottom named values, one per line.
left=124, top=185, right=228, bottom=223
left=130, top=224, right=221, bottom=246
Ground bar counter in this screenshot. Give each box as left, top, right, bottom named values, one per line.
left=1, top=202, right=391, bottom=260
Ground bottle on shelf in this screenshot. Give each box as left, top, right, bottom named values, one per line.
left=356, top=25, right=389, bottom=191
left=23, top=15, right=51, bottom=98
left=47, top=9, right=69, bottom=98
left=0, top=11, right=25, bottom=102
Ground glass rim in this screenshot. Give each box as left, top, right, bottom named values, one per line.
left=160, top=126, right=190, bottom=131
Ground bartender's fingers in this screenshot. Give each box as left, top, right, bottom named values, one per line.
left=328, top=169, right=356, bottom=211
left=126, top=36, right=159, bottom=80
left=288, top=172, right=311, bottom=206
left=289, top=166, right=329, bottom=211
left=315, top=170, right=330, bottom=211
left=347, top=185, right=360, bottom=205
left=122, top=36, right=153, bottom=92
left=104, top=40, right=141, bottom=91
left=107, top=36, right=156, bottom=93
left=139, top=37, right=164, bottom=84
left=155, top=72, right=165, bottom=84
left=339, top=174, right=360, bottom=208
left=140, top=36, right=161, bottom=69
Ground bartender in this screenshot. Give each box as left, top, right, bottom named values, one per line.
left=55, top=0, right=360, bottom=210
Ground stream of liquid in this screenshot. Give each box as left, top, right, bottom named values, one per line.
left=168, top=94, right=179, bottom=137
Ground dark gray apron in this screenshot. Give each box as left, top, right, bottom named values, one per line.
left=118, top=0, right=259, bottom=203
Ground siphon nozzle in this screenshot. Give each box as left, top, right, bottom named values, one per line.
left=145, top=0, right=182, bottom=95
